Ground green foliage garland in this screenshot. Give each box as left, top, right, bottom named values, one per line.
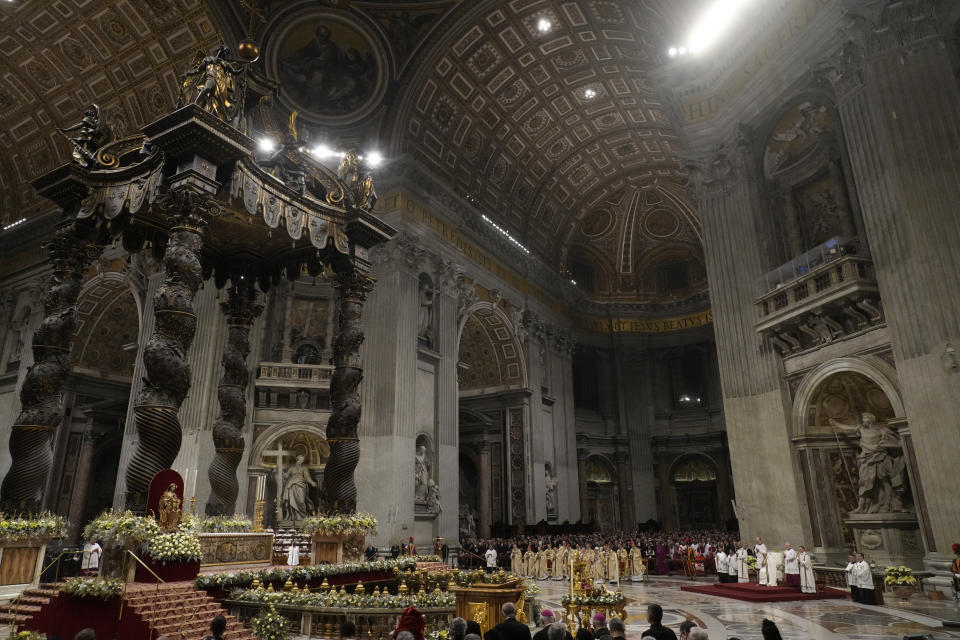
left=252, top=604, right=289, bottom=640
left=63, top=577, right=124, bottom=601
left=0, top=512, right=66, bottom=544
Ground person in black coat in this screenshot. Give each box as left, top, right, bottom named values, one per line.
left=485, top=603, right=531, bottom=640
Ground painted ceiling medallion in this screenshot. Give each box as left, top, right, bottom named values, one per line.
left=267, top=10, right=386, bottom=125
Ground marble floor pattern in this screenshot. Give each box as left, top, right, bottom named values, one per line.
left=533, top=577, right=960, bottom=640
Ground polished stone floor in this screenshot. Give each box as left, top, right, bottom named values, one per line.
left=534, top=576, right=960, bottom=640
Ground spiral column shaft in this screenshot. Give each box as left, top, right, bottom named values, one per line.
left=205, top=284, right=261, bottom=516
left=124, top=195, right=206, bottom=512
left=0, top=221, right=100, bottom=512
left=321, top=268, right=374, bottom=514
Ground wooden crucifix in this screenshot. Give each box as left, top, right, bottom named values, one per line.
left=262, top=440, right=287, bottom=524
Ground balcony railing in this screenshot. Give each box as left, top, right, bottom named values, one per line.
left=254, top=362, right=333, bottom=410
left=754, top=244, right=883, bottom=356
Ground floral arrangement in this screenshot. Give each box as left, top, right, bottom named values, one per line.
left=230, top=586, right=455, bottom=610
left=179, top=514, right=253, bottom=534
left=0, top=512, right=66, bottom=544
left=145, top=531, right=202, bottom=564
left=561, top=590, right=627, bottom=607
left=301, top=513, right=377, bottom=536
left=427, top=631, right=448, bottom=640
left=63, top=577, right=124, bottom=601
left=884, top=565, right=918, bottom=586
left=83, top=510, right=160, bottom=548
left=746, top=555, right=757, bottom=570
left=10, top=632, right=47, bottom=640
left=252, top=604, right=289, bottom=640
left=196, top=558, right=423, bottom=591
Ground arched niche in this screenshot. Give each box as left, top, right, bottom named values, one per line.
left=760, top=99, right=861, bottom=262
left=791, top=356, right=904, bottom=438
left=248, top=424, right=330, bottom=527
left=791, top=357, right=908, bottom=549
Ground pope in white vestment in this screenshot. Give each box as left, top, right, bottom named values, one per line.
left=754, top=540, right=768, bottom=585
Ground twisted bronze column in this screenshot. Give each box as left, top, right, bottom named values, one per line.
left=0, top=221, right=100, bottom=512
left=205, top=284, right=261, bottom=516
left=321, top=268, right=374, bottom=513
left=124, top=188, right=213, bottom=512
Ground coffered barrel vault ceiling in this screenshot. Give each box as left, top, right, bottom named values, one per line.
left=2, top=0, right=708, bottom=305
left=0, top=0, right=222, bottom=223
left=391, top=1, right=696, bottom=275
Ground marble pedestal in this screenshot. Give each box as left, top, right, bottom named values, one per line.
left=846, top=512, right=924, bottom=570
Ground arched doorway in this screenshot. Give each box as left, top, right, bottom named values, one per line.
left=248, top=426, right=330, bottom=528
left=670, top=455, right=719, bottom=529
left=58, top=273, right=139, bottom=538
left=456, top=297, right=527, bottom=535
left=584, top=456, right=618, bottom=531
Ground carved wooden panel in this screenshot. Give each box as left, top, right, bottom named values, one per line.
left=0, top=546, right=39, bottom=586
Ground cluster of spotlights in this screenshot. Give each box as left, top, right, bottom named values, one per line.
left=667, top=0, right=760, bottom=58
left=537, top=18, right=552, bottom=33
left=667, top=46, right=688, bottom=58
left=2, top=217, right=26, bottom=231
left=583, top=88, right=597, bottom=99
left=256, top=138, right=383, bottom=168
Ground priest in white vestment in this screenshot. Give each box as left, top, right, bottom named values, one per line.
left=783, top=543, right=800, bottom=588
left=754, top=537, right=768, bottom=585
left=736, top=542, right=749, bottom=583
left=716, top=549, right=729, bottom=583
left=798, top=546, right=816, bottom=594
left=726, top=546, right=739, bottom=583
left=845, top=553, right=860, bottom=602
left=854, top=553, right=875, bottom=604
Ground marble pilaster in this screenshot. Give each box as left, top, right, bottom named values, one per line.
left=822, top=12, right=960, bottom=553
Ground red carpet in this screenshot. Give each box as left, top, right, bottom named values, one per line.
left=681, top=581, right=848, bottom=602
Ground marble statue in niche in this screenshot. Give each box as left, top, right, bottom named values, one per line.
left=829, top=413, right=910, bottom=513
left=459, top=504, right=476, bottom=539
left=418, top=274, right=435, bottom=346
left=425, top=478, right=441, bottom=513
left=545, top=462, right=558, bottom=516
left=415, top=444, right=430, bottom=503
left=282, top=454, right=317, bottom=520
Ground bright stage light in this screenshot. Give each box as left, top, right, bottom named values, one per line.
left=312, top=144, right=334, bottom=159
left=686, top=0, right=757, bottom=54
left=583, top=87, right=597, bottom=99
left=365, top=151, right=383, bottom=168
left=668, top=47, right=678, bottom=57
left=257, top=137, right=276, bottom=153
left=537, top=18, right=552, bottom=33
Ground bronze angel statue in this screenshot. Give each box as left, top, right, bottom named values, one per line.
left=57, top=104, right=113, bottom=168
left=178, top=45, right=247, bottom=126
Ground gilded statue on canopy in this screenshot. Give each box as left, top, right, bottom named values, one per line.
left=337, top=150, right=377, bottom=211
left=178, top=45, right=247, bottom=126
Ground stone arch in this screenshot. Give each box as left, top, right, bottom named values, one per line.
left=669, top=453, right=719, bottom=483
left=73, top=272, right=141, bottom=380
left=791, top=356, right=904, bottom=438
left=249, top=421, right=330, bottom=467
left=456, top=301, right=527, bottom=393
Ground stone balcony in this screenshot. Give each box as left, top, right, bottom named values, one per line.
left=254, top=362, right=333, bottom=411
left=754, top=242, right=884, bottom=356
